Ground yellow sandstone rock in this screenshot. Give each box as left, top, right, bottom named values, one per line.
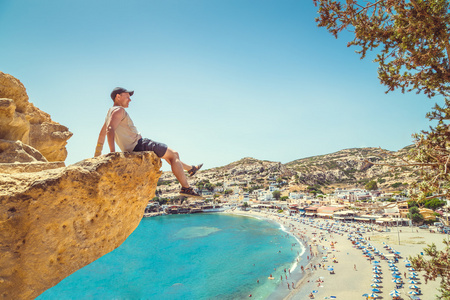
left=0, top=72, right=72, bottom=162
left=0, top=152, right=162, bottom=300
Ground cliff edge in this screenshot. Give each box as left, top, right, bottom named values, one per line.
left=0, top=151, right=162, bottom=299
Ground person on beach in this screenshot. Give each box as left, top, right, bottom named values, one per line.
left=95, top=87, right=203, bottom=198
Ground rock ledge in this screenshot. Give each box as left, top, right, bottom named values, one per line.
left=0, top=152, right=162, bottom=299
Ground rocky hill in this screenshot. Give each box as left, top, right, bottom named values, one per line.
left=285, top=146, right=418, bottom=190
left=158, top=147, right=419, bottom=196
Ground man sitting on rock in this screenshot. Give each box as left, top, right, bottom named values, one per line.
left=94, top=87, right=203, bottom=198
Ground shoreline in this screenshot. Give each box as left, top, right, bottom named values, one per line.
left=226, top=210, right=323, bottom=300
left=226, top=210, right=445, bottom=300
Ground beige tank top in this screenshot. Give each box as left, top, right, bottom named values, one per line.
left=106, top=106, right=142, bottom=152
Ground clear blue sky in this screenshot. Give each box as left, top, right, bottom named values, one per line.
left=0, top=0, right=438, bottom=171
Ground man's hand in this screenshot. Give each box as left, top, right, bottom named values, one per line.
left=94, top=143, right=103, bottom=157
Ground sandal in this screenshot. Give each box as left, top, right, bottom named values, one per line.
left=180, top=187, right=203, bottom=198
left=188, top=163, right=203, bottom=177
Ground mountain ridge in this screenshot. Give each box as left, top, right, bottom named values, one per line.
left=157, top=145, right=418, bottom=196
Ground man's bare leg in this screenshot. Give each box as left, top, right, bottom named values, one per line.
left=180, top=161, right=192, bottom=171
left=162, top=148, right=191, bottom=188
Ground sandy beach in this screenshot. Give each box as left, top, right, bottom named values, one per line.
left=228, top=210, right=447, bottom=300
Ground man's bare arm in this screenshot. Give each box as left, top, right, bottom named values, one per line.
left=105, top=107, right=125, bottom=153
left=94, top=123, right=107, bottom=157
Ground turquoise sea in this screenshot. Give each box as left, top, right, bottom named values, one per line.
left=38, top=213, right=304, bottom=300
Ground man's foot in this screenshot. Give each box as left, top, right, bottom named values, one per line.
left=180, top=187, right=203, bottom=198
left=188, top=163, right=203, bottom=177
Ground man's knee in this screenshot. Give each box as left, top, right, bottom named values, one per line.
left=166, top=149, right=179, bottom=161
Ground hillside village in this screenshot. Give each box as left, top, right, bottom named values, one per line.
left=150, top=147, right=450, bottom=228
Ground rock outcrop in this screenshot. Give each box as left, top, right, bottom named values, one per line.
left=0, top=72, right=72, bottom=162
left=0, top=152, right=162, bottom=300
left=0, top=139, right=47, bottom=163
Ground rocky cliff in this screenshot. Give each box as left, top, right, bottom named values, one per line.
left=0, top=72, right=72, bottom=163
left=0, top=152, right=162, bottom=300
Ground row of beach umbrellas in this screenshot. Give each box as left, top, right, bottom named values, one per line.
left=361, top=246, right=423, bottom=299
left=295, top=219, right=423, bottom=299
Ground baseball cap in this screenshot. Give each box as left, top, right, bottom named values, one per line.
left=110, top=87, right=134, bottom=100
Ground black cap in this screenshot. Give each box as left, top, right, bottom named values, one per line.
left=110, top=87, right=134, bottom=100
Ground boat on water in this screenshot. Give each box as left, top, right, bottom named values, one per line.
left=143, top=212, right=166, bottom=217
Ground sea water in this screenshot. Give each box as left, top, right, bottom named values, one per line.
left=38, top=213, right=304, bottom=300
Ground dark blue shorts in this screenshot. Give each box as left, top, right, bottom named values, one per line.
left=133, top=138, right=168, bottom=158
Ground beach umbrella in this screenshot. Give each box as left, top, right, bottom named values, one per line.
left=405, top=263, right=412, bottom=267
left=373, top=270, right=382, bottom=274
left=409, top=276, right=418, bottom=280
left=392, top=275, right=401, bottom=279
left=392, top=279, right=403, bottom=284
left=372, top=261, right=380, bottom=265
left=389, top=267, right=399, bottom=272
left=372, top=279, right=382, bottom=283
left=409, top=280, right=419, bottom=284
left=328, top=267, right=334, bottom=271
left=409, top=285, right=420, bottom=289
left=371, top=283, right=381, bottom=288
left=373, top=274, right=381, bottom=278
left=368, top=293, right=379, bottom=299
left=362, top=293, right=369, bottom=297
left=408, top=291, right=419, bottom=295
left=391, top=271, right=400, bottom=275
left=404, top=259, right=411, bottom=263
left=389, top=290, right=400, bottom=298
left=408, top=267, right=416, bottom=271
left=372, top=288, right=381, bottom=293
left=409, top=272, right=419, bottom=276
left=389, top=290, right=400, bottom=295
